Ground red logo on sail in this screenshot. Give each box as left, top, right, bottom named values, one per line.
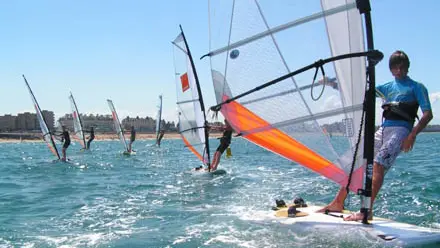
left=180, top=73, right=189, bottom=92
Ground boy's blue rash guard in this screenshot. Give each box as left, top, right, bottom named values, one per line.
left=376, top=76, right=431, bottom=130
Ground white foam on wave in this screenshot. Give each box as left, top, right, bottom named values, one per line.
left=172, top=236, right=190, bottom=245
left=203, top=225, right=277, bottom=248
left=226, top=205, right=275, bottom=222
left=0, top=237, right=13, bottom=248
left=35, top=232, right=111, bottom=248
left=33, top=193, right=151, bottom=247
left=205, top=235, right=257, bottom=247
left=20, top=242, right=35, bottom=248
left=171, top=223, right=204, bottom=245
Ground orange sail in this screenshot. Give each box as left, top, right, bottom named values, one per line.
left=220, top=95, right=363, bottom=192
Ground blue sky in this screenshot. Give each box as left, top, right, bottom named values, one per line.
left=1, top=0, right=439, bottom=124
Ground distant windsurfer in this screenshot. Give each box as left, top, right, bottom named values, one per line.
left=194, top=165, right=204, bottom=171
left=84, top=126, right=95, bottom=150
left=156, top=130, right=165, bottom=147
left=318, top=51, right=433, bottom=221
left=128, top=126, right=136, bottom=152
left=209, top=119, right=233, bottom=171
left=55, top=125, right=71, bottom=161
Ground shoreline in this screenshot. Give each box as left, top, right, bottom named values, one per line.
left=0, top=132, right=224, bottom=143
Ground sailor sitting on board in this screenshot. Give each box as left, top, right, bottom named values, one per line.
left=318, top=50, right=433, bottom=221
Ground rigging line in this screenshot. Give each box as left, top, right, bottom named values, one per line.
left=310, top=65, right=327, bottom=101
left=345, top=70, right=370, bottom=204
left=210, top=50, right=383, bottom=112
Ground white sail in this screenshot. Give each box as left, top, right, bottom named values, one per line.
left=23, top=75, right=60, bottom=159
left=107, top=99, right=129, bottom=152
left=155, top=94, right=163, bottom=143
left=173, top=27, right=211, bottom=166
left=69, top=92, right=86, bottom=149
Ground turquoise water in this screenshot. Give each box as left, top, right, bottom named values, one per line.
left=0, top=134, right=439, bottom=248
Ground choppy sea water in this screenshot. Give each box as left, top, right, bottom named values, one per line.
left=0, top=133, right=439, bottom=248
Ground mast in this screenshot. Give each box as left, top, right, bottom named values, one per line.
left=357, top=0, right=375, bottom=224
left=179, top=25, right=211, bottom=170
left=23, top=75, right=61, bottom=159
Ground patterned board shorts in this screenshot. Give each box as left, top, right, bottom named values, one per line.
left=374, top=126, right=410, bottom=171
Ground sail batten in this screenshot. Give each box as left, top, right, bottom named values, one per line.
left=176, top=99, right=201, bottom=105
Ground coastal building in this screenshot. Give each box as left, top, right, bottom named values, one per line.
left=16, top=112, right=37, bottom=131
left=0, top=111, right=178, bottom=133
left=41, top=110, right=55, bottom=130
left=58, top=114, right=114, bottom=132
left=57, top=114, right=177, bottom=133
left=0, top=114, right=16, bottom=131
left=121, top=117, right=155, bottom=132
left=0, top=110, right=55, bottom=131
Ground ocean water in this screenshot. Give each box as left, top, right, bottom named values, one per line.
left=0, top=133, right=439, bottom=248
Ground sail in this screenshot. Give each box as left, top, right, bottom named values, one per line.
left=155, top=94, right=163, bottom=143
left=205, top=0, right=377, bottom=192
left=172, top=26, right=211, bottom=167
left=54, top=120, right=63, bottom=142
left=69, top=92, right=86, bottom=149
left=23, top=75, right=60, bottom=159
left=107, top=99, right=129, bottom=152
